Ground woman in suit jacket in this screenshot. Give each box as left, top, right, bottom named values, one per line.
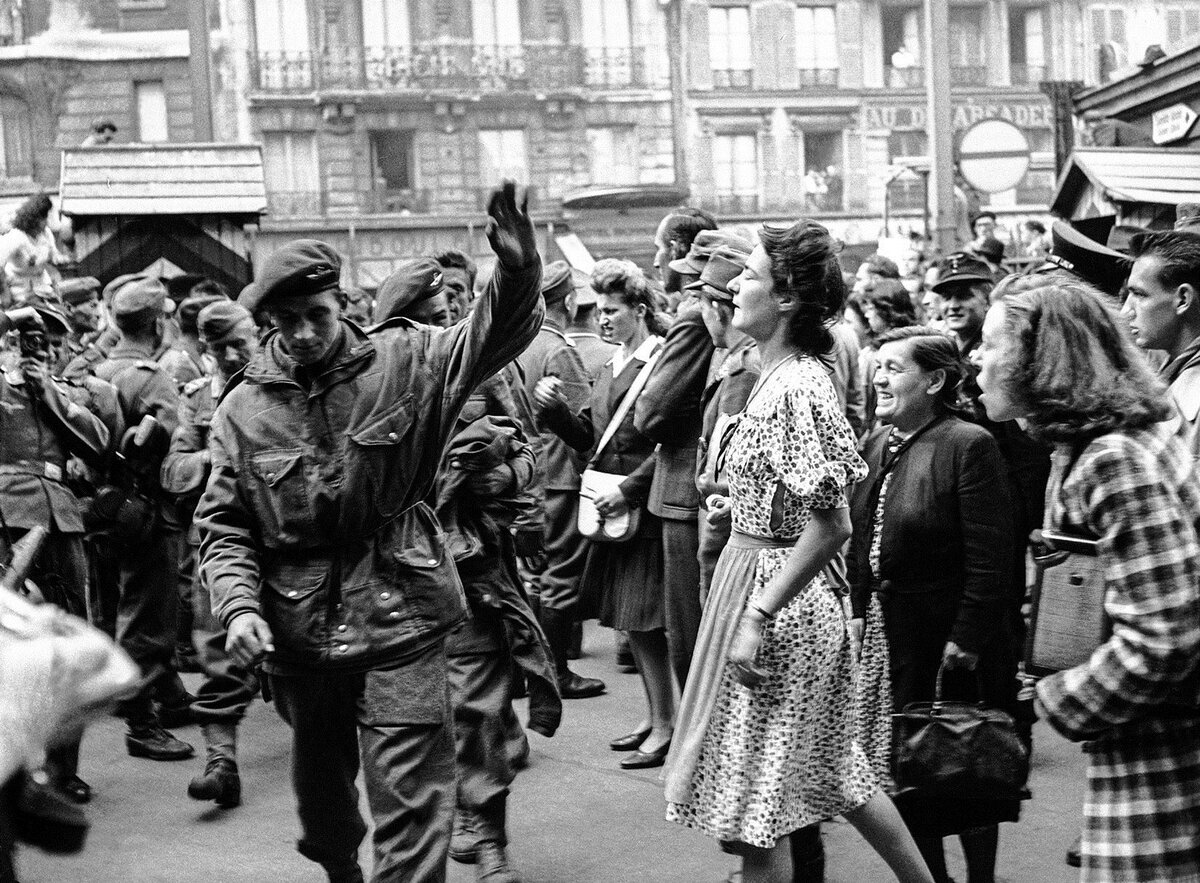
left=535, top=259, right=673, bottom=770
left=848, top=326, right=1018, bottom=883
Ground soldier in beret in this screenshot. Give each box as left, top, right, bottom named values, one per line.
left=514, top=259, right=603, bottom=704
left=373, top=258, right=451, bottom=327
left=94, top=275, right=197, bottom=762
left=158, top=300, right=260, bottom=810
left=194, top=182, right=544, bottom=883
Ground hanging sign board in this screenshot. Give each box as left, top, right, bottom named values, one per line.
left=957, top=118, right=1031, bottom=194
left=1153, top=104, right=1198, bottom=145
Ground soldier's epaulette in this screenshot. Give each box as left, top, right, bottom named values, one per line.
left=182, top=376, right=209, bottom=396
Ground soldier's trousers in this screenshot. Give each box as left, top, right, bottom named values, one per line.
left=446, top=613, right=521, bottom=847
left=534, top=489, right=588, bottom=612
left=270, top=640, right=455, bottom=883
left=188, top=543, right=256, bottom=724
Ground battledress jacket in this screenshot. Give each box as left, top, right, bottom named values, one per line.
left=194, top=259, right=544, bottom=673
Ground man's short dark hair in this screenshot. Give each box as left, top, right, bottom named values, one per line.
left=863, top=253, right=901, bottom=279
left=434, top=250, right=477, bottom=289
left=189, top=279, right=229, bottom=301
left=1131, top=230, right=1200, bottom=294
left=663, top=207, right=719, bottom=258
left=114, top=309, right=159, bottom=337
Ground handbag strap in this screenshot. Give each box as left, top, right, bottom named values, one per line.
left=588, top=347, right=661, bottom=468
left=933, top=661, right=988, bottom=710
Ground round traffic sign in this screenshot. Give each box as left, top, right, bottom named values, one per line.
left=957, top=118, right=1031, bottom=194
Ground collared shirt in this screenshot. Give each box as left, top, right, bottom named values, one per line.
left=1037, top=420, right=1200, bottom=740
left=610, top=334, right=660, bottom=378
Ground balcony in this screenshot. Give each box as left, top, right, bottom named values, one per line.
left=711, top=68, right=753, bottom=90
left=1010, top=63, right=1047, bottom=86
left=361, top=188, right=433, bottom=214
left=253, top=45, right=650, bottom=93
left=884, top=65, right=992, bottom=88
left=797, top=68, right=839, bottom=87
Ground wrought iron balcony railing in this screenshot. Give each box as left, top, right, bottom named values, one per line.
left=711, top=68, right=753, bottom=90
left=253, top=45, right=650, bottom=93
left=361, top=188, right=433, bottom=214
left=797, top=68, right=839, bottom=87
left=884, top=64, right=993, bottom=88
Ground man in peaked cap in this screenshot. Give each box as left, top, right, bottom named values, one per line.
left=931, top=252, right=996, bottom=355
left=94, top=274, right=197, bottom=762
left=1033, top=220, right=1133, bottom=298
left=194, top=183, right=544, bottom=882
left=666, top=230, right=755, bottom=298
left=374, top=258, right=451, bottom=327
left=566, top=269, right=614, bottom=381
left=514, top=258, right=604, bottom=703
left=160, top=300, right=260, bottom=810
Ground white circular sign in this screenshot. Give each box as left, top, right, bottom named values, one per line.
left=958, top=119, right=1031, bottom=194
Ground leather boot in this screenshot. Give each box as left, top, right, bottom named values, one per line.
left=450, top=808, right=479, bottom=864
left=189, top=722, right=241, bottom=807
left=475, top=840, right=520, bottom=883
left=540, top=608, right=604, bottom=699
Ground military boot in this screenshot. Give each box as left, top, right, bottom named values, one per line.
left=450, top=808, right=479, bottom=864
left=475, top=840, right=520, bottom=883
left=540, top=608, right=604, bottom=699
left=188, top=722, right=241, bottom=807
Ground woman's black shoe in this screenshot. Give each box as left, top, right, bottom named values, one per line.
left=620, top=739, right=671, bottom=769
left=609, top=728, right=651, bottom=752
left=60, top=776, right=91, bottom=805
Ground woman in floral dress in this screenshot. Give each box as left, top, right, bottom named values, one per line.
left=664, top=220, right=932, bottom=883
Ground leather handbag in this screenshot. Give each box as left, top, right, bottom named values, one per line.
left=577, top=349, right=661, bottom=543
left=892, top=665, right=1031, bottom=803
left=1026, top=529, right=1107, bottom=677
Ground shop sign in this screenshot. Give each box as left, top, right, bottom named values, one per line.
left=862, top=101, right=1053, bottom=133
left=1152, top=103, right=1198, bottom=145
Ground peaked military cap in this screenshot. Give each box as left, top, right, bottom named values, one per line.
left=257, top=239, right=342, bottom=305
left=178, top=293, right=228, bottom=335
left=111, top=276, right=174, bottom=317
left=930, top=252, right=995, bottom=294
left=540, top=260, right=574, bottom=305
left=58, top=276, right=101, bottom=306
left=1039, top=220, right=1132, bottom=297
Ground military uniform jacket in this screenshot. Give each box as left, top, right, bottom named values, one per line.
left=194, top=258, right=543, bottom=673
left=567, top=331, right=616, bottom=381
left=95, top=341, right=182, bottom=440
left=516, top=319, right=590, bottom=492
left=161, top=374, right=220, bottom=542
left=696, top=336, right=760, bottom=500
left=0, top=371, right=110, bottom=532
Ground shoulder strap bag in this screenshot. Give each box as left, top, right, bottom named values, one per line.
left=577, top=349, right=661, bottom=543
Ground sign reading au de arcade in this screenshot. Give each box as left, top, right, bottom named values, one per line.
left=862, top=101, right=1054, bottom=133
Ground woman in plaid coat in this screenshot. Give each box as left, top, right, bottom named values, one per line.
left=973, top=273, right=1200, bottom=882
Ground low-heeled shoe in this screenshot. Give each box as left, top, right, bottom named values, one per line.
left=609, top=728, right=651, bottom=752
left=620, top=739, right=671, bottom=770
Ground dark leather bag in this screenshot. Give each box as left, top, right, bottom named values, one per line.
left=892, top=665, right=1031, bottom=802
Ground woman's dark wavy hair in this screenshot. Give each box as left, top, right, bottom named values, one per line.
left=862, top=278, right=918, bottom=334
left=996, top=277, right=1171, bottom=442
left=13, top=193, right=53, bottom=237
left=876, top=325, right=969, bottom=412
left=590, top=258, right=669, bottom=337
left=759, top=220, right=844, bottom=357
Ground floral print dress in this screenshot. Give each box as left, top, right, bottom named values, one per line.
left=665, top=355, right=875, bottom=848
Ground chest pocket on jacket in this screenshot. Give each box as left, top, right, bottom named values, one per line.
left=247, top=450, right=314, bottom=547
left=349, top=395, right=414, bottom=519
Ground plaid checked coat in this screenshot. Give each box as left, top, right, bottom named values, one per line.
left=1037, top=420, right=1200, bottom=882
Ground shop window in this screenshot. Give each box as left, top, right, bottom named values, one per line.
left=794, top=5, right=838, bottom=86
left=135, top=81, right=168, bottom=143
left=0, top=96, right=32, bottom=179
left=587, top=127, right=638, bottom=185
left=709, top=6, right=752, bottom=88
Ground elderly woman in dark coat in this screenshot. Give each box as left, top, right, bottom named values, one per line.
left=849, top=326, right=1018, bottom=883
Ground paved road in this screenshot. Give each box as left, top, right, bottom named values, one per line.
left=21, top=626, right=1085, bottom=882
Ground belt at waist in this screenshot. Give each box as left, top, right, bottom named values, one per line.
left=0, top=461, right=66, bottom=482
left=729, top=531, right=797, bottom=551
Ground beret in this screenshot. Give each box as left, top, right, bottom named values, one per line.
left=198, top=301, right=254, bottom=343
left=540, top=260, right=573, bottom=305
left=930, top=253, right=995, bottom=294
left=58, top=276, right=101, bottom=305
left=111, top=276, right=174, bottom=317
left=177, top=293, right=228, bottom=335
left=1038, top=220, right=1132, bottom=297
left=685, top=249, right=748, bottom=303
left=256, top=239, right=342, bottom=305
left=373, top=258, right=445, bottom=323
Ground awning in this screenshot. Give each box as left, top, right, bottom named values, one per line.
left=1051, top=147, right=1200, bottom=218
left=59, top=144, right=267, bottom=217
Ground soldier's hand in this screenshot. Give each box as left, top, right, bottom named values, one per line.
left=485, top=181, right=538, bottom=269
left=226, top=612, right=275, bottom=667
left=19, top=357, right=48, bottom=390
left=466, top=463, right=515, bottom=498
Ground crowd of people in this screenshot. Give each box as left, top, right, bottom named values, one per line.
left=0, top=182, right=1198, bottom=883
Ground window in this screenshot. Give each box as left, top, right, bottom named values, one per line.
left=370, top=131, right=415, bottom=191
left=362, top=0, right=410, bottom=48
left=881, top=5, right=922, bottom=87
left=712, top=133, right=758, bottom=212
left=1009, top=7, right=1046, bottom=85
left=1090, top=5, right=1127, bottom=81
left=584, top=0, right=631, bottom=49
left=262, top=132, right=320, bottom=215
left=709, top=6, right=751, bottom=88
left=254, top=0, right=311, bottom=88
left=478, top=129, right=527, bottom=184
left=949, top=5, right=985, bottom=85
left=802, top=131, right=843, bottom=211
left=795, top=6, right=837, bottom=85
left=0, top=96, right=32, bottom=179
left=472, top=0, right=520, bottom=46
left=587, top=127, right=638, bottom=185
left=1166, top=5, right=1200, bottom=53
left=134, top=81, right=168, bottom=143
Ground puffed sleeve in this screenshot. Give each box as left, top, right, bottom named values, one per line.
left=767, top=370, right=867, bottom=510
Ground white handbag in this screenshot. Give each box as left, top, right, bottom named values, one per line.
left=577, top=349, right=661, bottom=543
